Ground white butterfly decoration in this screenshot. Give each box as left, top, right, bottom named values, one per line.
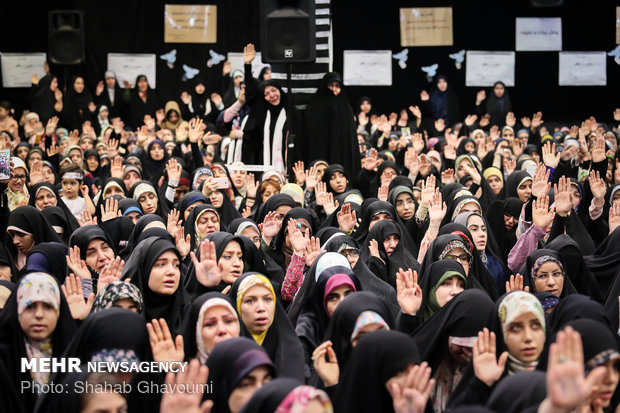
left=207, top=49, right=226, bottom=67
left=182, top=65, right=199, bottom=81
left=608, top=45, right=620, bottom=65
left=449, top=50, right=465, bottom=70
left=421, top=63, right=438, bottom=82
left=160, top=49, right=177, bottom=69
left=393, top=49, right=409, bottom=69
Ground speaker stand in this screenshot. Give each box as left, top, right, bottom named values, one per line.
left=286, top=63, right=295, bottom=180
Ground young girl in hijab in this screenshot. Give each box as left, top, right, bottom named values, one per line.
left=230, top=272, right=305, bottom=381
left=122, top=236, right=189, bottom=333
left=181, top=292, right=242, bottom=363
left=91, top=281, right=144, bottom=313
left=206, top=337, right=277, bottom=413
left=129, top=180, right=170, bottom=219
left=0, top=272, right=76, bottom=413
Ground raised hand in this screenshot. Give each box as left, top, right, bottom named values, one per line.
left=420, top=90, right=430, bottom=101
left=409, top=105, right=422, bottom=119
left=109, top=156, right=125, bottom=179
left=166, top=158, right=182, bottom=182
left=542, top=142, right=560, bottom=169
left=521, top=116, right=532, bottom=129
left=188, top=117, right=204, bottom=143
left=532, top=194, right=554, bottom=230
left=358, top=112, right=368, bottom=126
left=315, top=181, right=328, bottom=206
left=478, top=113, right=491, bottom=128
left=180, top=91, right=191, bottom=105
left=324, top=192, right=339, bottom=216
left=175, top=231, right=191, bottom=260
left=243, top=43, right=256, bottom=64
left=476, top=90, right=486, bottom=105
left=45, top=116, right=59, bottom=136
left=589, top=170, right=606, bottom=206
left=101, top=197, right=121, bottom=222
left=96, top=257, right=125, bottom=292
left=396, top=269, right=422, bottom=316
left=418, top=154, right=431, bottom=177
left=609, top=202, right=620, bottom=234
left=505, top=112, right=516, bottom=128
left=378, top=184, right=389, bottom=202
left=336, top=203, right=357, bottom=233
left=160, top=359, right=213, bottom=413
left=464, top=114, right=478, bottom=127
left=46, top=145, right=59, bottom=158
left=260, top=211, right=282, bottom=241
left=461, top=162, right=481, bottom=185
left=511, top=138, right=524, bottom=158
left=434, top=118, right=445, bottom=133
left=405, top=148, right=419, bottom=177
left=473, top=328, right=509, bottom=387
left=28, top=160, right=44, bottom=186
left=369, top=239, right=381, bottom=260
left=543, top=327, right=606, bottom=411
left=78, top=209, right=97, bottom=227
left=505, top=273, right=530, bottom=293
left=591, top=136, right=607, bottom=163
left=313, top=341, right=339, bottom=387
left=503, top=158, right=516, bottom=176
left=363, top=148, right=380, bottom=171
left=489, top=125, right=500, bottom=141
left=292, top=161, right=306, bottom=185
left=305, top=164, right=320, bottom=190
left=62, top=274, right=94, bottom=320
left=147, top=318, right=184, bottom=363
left=245, top=173, right=258, bottom=199
left=211, top=93, right=223, bottom=107
left=167, top=209, right=181, bottom=238
left=288, top=219, right=310, bottom=255
left=191, top=240, right=223, bottom=288
left=531, top=111, right=544, bottom=129
left=531, top=163, right=551, bottom=199
left=553, top=175, right=573, bottom=217
left=428, top=190, right=446, bottom=224
left=137, top=125, right=149, bottom=147
left=388, top=362, right=435, bottom=413
left=441, top=169, right=456, bottom=185
left=304, top=236, right=321, bottom=267
left=66, top=246, right=91, bottom=280
left=420, top=175, right=436, bottom=207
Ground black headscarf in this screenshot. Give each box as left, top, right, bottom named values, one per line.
left=69, top=225, right=116, bottom=278
left=24, top=242, right=68, bottom=282
left=253, top=193, right=297, bottom=227
left=122, top=214, right=171, bottom=260
left=324, top=291, right=395, bottom=374
left=212, top=189, right=242, bottom=228
left=28, top=182, right=79, bottom=234
left=295, top=266, right=361, bottom=385
left=300, top=72, right=360, bottom=180
left=519, top=249, right=577, bottom=298
left=417, top=260, right=468, bottom=323
left=585, top=227, right=620, bottom=300
left=62, top=76, right=94, bottom=130
left=129, top=180, right=170, bottom=219
left=504, top=170, right=532, bottom=201
left=485, top=198, right=521, bottom=262
left=546, top=294, right=609, bottom=335
left=267, top=207, right=319, bottom=272
left=486, top=371, right=546, bottom=413
left=483, top=81, right=512, bottom=127
left=321, top=163, right=351, bottom=195
left=239, top=377, right=304, bottom=413
left=184, top=204, right=221, bottom=251
left=122, top=236, right=189, bottom=333
left=206, top=337, right=276, bottom=413
left=333, top=330, right=421, bottom=413
left=230, top=272, right=305, bottom=382
left=177, top=190, right=208, bottom=222
left=360, top=219, right=420, bottom=288
left=30, top=74, right=58, bottom=123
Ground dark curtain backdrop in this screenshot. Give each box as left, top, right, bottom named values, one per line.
left=1, top=0, right=617, bottom=125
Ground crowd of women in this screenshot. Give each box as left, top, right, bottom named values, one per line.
left=0, top=42, right=619, bottom=412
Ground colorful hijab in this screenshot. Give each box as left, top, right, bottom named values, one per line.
left=235, top=273, right=276, bottom=345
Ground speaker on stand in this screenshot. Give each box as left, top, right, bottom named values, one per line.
left=48, top=10, right=85, bottom=93
left=260, top=0, right=316, bottom=177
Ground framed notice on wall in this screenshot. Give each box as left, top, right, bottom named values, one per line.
left=1, top=53, right=47, bottom=87
left=164, top=4, right=217, bottom=43
left=399, top=7, right=453, bottom=47
left=559, top=52, right=606, bottom=86
left=343, top=50, right=392, bottom=86
left=107, top=53, right=156, bottom=88
left=465, top=51, right=515, bottom=87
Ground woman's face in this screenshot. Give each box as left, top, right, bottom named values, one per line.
left=137, top=78, right=148, bottom=91
left=325, top=284, right=355, bottom=317
left=457, top=159, right=474, bottom=179
left=329, top=171, right=347, bottom=193
left=16, top=146, right=29, bottom=160
left=209, top=191, right=224, bottom=209
left=503, top=312, right=545, bottom=363
left=81, top=391, right=127, bottom=413
left=494, top=83, right=505, bottom=98
left=487, top=175, right=503, bottom=194
left=327, top=81, right=341, bottom=96
left=435, top=275, right=465, bottom=307
left=459, top=201, right=481, bottom=215
left=350, top=323, right=387, bottom=347
left=28, top=152, right=42, bottom=168
left=42, top=165, right=56, bottom=184
left=241, top=227, right=261, bottom=249
left=232, top=170, right=246, bottom=189
left=219, top=241, right=244, bottom=285
left=504, top=214, right=518, bottom=230
left=123, top=171, right=140, bottom=191
left=126, top=212, right=141, bottom=225
left=360, top=100, right=371, bottom=114
left=383, top=234, right=399, bottom=257
left=503, top=129, right=514, bottom=139
left=81, top=138, right=94, bottom=151
left=228, top=366, right=272, bottom=413
left=50, top=77, right=58, bottom=91
left=380, top=167, right=397, bottom=186
left=369, top=213, right=392, bottom=229
left=262, top=69, right=272, bottom=80
left=589, top=360, right=620, bottom=409
left=200, top=305, right=240, bottom=354
left=467, top=215, right=487, bottom=252
left=147, top=250, right=180, bottom=295
left=263, top=86, right=281, bottom=106
left=437, top=78, right=448, bottom=92
left=442, top=247, right=470, bottom=276
left=464, top=142, right=475, bottom=153
left=197, top=211, right=220, bottom=236
left=86, top=156, right=99, bottom=172
left=149, top=143, right=164, bottom=161
left=517, top=180, right=532, bottom=203
left=261, top=183, right=278, bottom=203
left=533, top=261, right=564, bottom=297
left=112, top=297, right=140, bottom=313
left=138, top=192, right=158, bottom=215
left=11, top=230, right=35, bottom=255
left=35, top=188, right=57, bottom=210
left=85, top=239, right=115, bottom=274
left=8, top=168, right=26, bottom=192
left=239, top=284, right=275, bottom=334
left=167, top=110, right=179, bottom=124
left=74, top=77, right=85, bottom=93
left=18, top=301, right=58, bottom=341
left=69, top=149, right=83, bottom=165
left=395, top=193, right=415, bottom=221
left=104, top=185, right=124, bottom=199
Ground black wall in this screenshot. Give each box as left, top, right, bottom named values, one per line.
left=1, top=0, right=618, bottom=124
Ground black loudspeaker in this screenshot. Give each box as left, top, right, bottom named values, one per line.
left=529, top=0, right=564, bottom=7
left=48, top=10, right=85, bottom=65
left=260, top=0, right=315, bottom=63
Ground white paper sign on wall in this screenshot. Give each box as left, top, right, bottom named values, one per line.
left=107, top=53, right=157, bottom=88
left=465, top=51, right=515, bottom=87
left=343, top=50, right=392, bottom=86
left=559, top=52, right=606, bottom=86
left=516, top=17, right=562, bottom=51
left=1, top=53, right=47, bottom=88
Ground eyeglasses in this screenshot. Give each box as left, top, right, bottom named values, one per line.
left=341, top=249, right=360, bottom=259
left=533, top=271, right=564, bottom=280
left=11, top=174, right=27, bottom=181
left=444, top=254, right=471, bottom=265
